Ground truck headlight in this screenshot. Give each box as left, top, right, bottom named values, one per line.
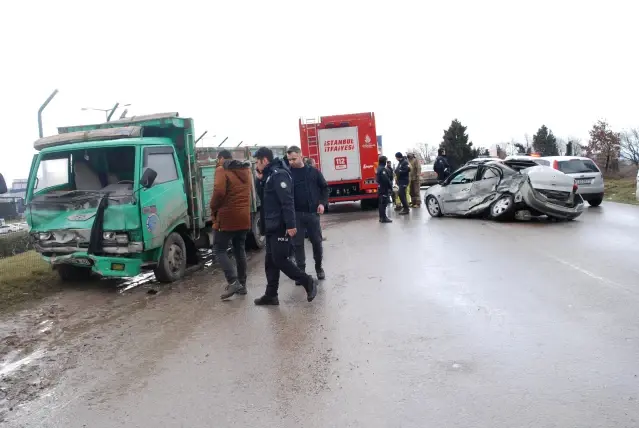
left=38, top=232, right=52, bottom=241
left=103, top=232, right=129, bottom=244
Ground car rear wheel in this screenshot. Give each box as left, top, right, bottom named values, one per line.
left=588, top=196, right=603, bottom=207
left=425, top=195, right=443, bottom=217
left=489, top=194, right=515, bottom=221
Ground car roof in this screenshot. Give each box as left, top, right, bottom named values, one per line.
left=541, top=155, right=593, bottom=161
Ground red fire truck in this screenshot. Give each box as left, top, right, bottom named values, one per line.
left=299, top=112, right=380, bottom=210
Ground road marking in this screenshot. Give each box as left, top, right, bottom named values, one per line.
left=548, top=255, right=634, bottom=295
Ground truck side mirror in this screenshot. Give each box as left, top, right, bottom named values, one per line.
left=141, top=168, right=158, bottom=189
left=0, top=173, right=7, bottom=194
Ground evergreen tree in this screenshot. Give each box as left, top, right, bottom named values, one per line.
left=439, top=119, right=474, bottom=169
left=532, top=125, right=560, bottom=156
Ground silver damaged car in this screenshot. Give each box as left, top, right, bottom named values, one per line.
left=424, top=159, right=584, bottom=221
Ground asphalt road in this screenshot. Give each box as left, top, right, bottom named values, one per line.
left=4, top=201, right=639, bottom=427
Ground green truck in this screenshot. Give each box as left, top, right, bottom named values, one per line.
left=26, top=113, right=265, bottom=282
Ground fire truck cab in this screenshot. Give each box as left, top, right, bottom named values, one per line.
left=299, top=112, right=380, bottom=210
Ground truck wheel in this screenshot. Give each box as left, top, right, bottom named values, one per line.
left=57, top=264, right=92, bottom=282
left=489, top=194, right=515, bottom=221
left=246, top=214, right=266, bottom=250
left=154, top=232, right=187, bottom=283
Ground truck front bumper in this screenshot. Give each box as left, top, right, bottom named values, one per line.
left=44, top=252, right=142, bottom=278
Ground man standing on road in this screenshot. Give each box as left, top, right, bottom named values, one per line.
left=408, top=153, right=422, bottom=208
left=394, top=152, right=411, bottom=215
left=286, top=146, right=329, bottom=283
left=253, top=147, right=318, bottom=306
left=210, top=150, right=251, bottom=300
left=434, top=148, right=451, bottom=182
left=376, top=155, right=393, bottom=223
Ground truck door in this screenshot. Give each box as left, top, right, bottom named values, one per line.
left=139, top=146, right=188, bottom=250
left=441, top=167, right=478, bottom=214
left=318, top=127, right=361, bottom=182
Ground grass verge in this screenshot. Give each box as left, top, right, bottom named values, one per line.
left=0, top=251, right=60, bottom=311
left=604, top=178, right=638, bottom=205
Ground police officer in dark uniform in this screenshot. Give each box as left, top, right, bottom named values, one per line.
left=253, top=147, right=318, bottom=306
left=376, top=155, right=393, bottom=223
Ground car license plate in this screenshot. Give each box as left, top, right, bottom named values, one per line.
left=576, top=179, right=592, bottom=185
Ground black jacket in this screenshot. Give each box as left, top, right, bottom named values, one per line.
left=395, top=158, right=411, bottom=186
left=256, top=158, right=296, bottom=234
left=376, top=165, right=393, bottom=195
left=290, top=164, right=329, bottom=212
left=434, top=155, right=451, bottom=180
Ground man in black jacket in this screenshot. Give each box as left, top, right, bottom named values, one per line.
left=253, top=147, right=318, bottom=305
left=286, top=146, right=329, bottom=283
left=376, top=156, right=393, bottom=223
left=394, top=152, right=411, bottom=215
left=434, top=148, right=451, bottom=182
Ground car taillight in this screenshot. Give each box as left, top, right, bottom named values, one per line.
left=553, top=160, right=559, bottom=170
left=573, top=181, right=578, bottom=193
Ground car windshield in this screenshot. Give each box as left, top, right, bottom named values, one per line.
left=557, top=159, right=599, bottom=174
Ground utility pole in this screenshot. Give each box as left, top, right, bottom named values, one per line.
left=38, top=89, right=59, bottom=186
left=38, top=89, right=59, bottom=138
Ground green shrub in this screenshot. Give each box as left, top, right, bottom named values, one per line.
left=0, top=231, right=34, bottom=257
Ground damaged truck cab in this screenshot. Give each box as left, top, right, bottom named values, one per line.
left=26, top=113, right=264, bottom=282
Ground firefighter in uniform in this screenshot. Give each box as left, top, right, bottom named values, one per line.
left=253, top=147, right=318, bottom=306
left=407, top=153, right=422, bottom=207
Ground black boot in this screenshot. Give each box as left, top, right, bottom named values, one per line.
left=380, top=218, right=393, bottom=223
left=316, top=266, right=325, bottom=280
left=304, top=276, right=318, bottom=302
left=254, top=295, right=280, bottom=306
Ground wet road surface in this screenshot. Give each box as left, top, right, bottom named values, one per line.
left=3, top=201, right=639, bottom=427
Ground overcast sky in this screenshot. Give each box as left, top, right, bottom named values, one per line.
left=1, top=0, right=636, bottom=184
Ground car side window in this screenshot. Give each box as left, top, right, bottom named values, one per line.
left=450, top=168, right=477, bottom=184
left=481, top=167, right=500, bottom=180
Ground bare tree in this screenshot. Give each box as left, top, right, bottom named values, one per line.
left=620, top=128, right=639, bottom=166
left=408, top=143, right=434, bottom=163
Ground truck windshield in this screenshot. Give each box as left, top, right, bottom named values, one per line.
left=31, top=146, right=136, bottom=205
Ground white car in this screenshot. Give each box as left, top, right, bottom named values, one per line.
left=0, top=225, right=11, bottom=235
left=542, top=156, right=604, bottom=207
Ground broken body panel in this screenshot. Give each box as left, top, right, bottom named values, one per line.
left=26, top=113, right=264, bottom=281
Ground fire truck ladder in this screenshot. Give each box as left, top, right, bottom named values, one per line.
left=304, top=118, right=320, bottom=168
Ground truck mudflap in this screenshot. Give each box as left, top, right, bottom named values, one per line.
left=46, top=252, right=142, bottom=278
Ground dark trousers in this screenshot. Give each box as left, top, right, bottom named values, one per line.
left=293, top=211, right=323, bottom=272
left=213, top=230, right=248, bottom=285
left=265, top=230, right=310, bottom=297
left=378, top=194, right=390, bottom=220
left=398, top=184, right=409, bottom=210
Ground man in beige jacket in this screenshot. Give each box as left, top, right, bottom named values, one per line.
left=407, top=153, right=422, bottom=207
